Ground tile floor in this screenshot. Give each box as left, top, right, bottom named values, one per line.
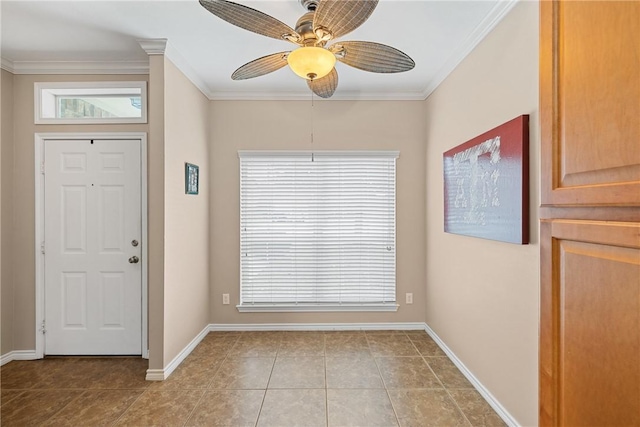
left=0, top=330, right=506, bottom=426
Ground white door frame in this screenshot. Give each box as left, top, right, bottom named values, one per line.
left=35, top=132, right=148, bottom=359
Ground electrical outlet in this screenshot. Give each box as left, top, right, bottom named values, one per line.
left=222, top=294, right=230, bottom=305
left=406, top=293, right=413, bottom=304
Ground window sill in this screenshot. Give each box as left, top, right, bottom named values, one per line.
left=236, top=304, right=399, bottom=313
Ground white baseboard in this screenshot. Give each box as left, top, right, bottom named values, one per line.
left=209, top=322, right=426, bottom=332
left=145, top=324, right=210, bottom=381
left=1, top=350, right=39, bottom=366
left=424, top=323, right=519, bottom=427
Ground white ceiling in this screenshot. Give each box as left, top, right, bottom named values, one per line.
left=1, top=0, right=517, bottom=100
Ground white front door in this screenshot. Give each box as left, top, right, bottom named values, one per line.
left=44, top=139, right=142, bottom=355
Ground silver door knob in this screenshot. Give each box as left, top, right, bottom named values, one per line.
left=128, top=256, right=140, bottom=264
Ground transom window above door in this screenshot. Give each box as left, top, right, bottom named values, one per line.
left=34, top=81, right=147, bottom=124
left=238, top=150, right=399, bottom=312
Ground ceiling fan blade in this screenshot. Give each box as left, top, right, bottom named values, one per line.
left=313, top=0, right=378, bottom=40
left=330, top=41, right=415, bottom=73
left=199, top=0, right=301, bottom=43
left=307, top=68, right=339, bottom=98
left=231, top=52, right=290, bottom=80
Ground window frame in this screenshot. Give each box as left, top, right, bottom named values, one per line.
left=34, top=81, right=148, bottom=125
left=237, top=150, right=399, bottom=313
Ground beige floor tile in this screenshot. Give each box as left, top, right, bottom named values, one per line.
left=269, top=357, right=325, bottom=388
left=209, top=357, right=274, bottom=389
left=0, top=332, right=505, bottom=426
left=35, top=358, right=147, bottom=390
left=92, top=358, right=150, bottom=389
left=1, top=359, right=71, bottom=389
left=326, top=356, right=383, bottom=389
left=149, top=356, right=224, bottom=390
left=376, top=357, right=441, bottom=389
left=327, top=389, right=399, bottom=426
left=257, top=389, right=326, bottom=427
left=115, top=390, right=204, bottom=426
left=242, top=331, right=284, bottom=339
left=448, top=389, right=507, bottom=427
left=278, top=334, right=325, bottom=356
left=426, top=357, right=473, bottom=389
left=0, top=390, right=82, bottom=426
left=323, top=330, right=366, bottom=336
left=281, top=331, right=324, bottom=337
left=1, top=357, right=146, bottom=390
left=30, top=358, right=148, bottom=390
left=408, top=337, right=446, bottom=357
left=405, top=330, right=430, bottom=337
left=325, top=334, right=372, bottom=357
left=42, top=390, right=142, bottom=426
left=189, top=335, right=239, bottom=359
left=367, top=335, right=420, bottom=357
left=0, top=390, right=23, bottom=406
left=388, top=389, right=470, bottom=427
left=228, top=336, right=281, bottom=357
left=186, top=389, right=265, bottom=426
left=31, top=358, right=108, bottom=389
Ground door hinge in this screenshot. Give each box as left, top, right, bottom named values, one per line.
left=40, top=161, right=45, bottom=175
left=40, top=320, right=46, bottom=334
left=41, top=241, right=45, bottom=255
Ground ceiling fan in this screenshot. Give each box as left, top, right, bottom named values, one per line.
left=199, top=0, right=415, bottom=98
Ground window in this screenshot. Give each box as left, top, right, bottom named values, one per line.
left=35, top=82, right=147, bottom=124
left=239, top=151, right=398, bottom=312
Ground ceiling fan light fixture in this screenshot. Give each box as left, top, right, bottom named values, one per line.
left=287, top=46, right=336, bottom=80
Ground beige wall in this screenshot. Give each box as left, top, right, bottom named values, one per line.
left=209, top=100, right=426, bottom=324
left=7, top=74, right=149, bottom=352
left=162, top=59, right=210, bottom=363
left=1, top=69, right=14, bottom=354
left=147, top=56, right=166, bottom=369
left=423, top=2, right=539, bottom=425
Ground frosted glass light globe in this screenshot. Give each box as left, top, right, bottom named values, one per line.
left=287, top=47, right=336, bottom=80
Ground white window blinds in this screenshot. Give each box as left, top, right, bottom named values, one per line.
left=239, top=151, right=398, bottom=310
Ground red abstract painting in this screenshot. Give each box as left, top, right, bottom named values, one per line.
left=443, top=115, right=529, bottom=244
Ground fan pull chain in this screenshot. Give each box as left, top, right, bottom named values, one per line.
left=311, top=91, right=313, bottom=150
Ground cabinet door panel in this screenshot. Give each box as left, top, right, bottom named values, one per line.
left=540, top=1, right=640, bottom=206
left=540, top=220, right=640, bottom=426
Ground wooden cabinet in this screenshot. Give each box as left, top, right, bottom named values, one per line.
left=539, top=1, right=640, bottom=425
left=540, top=0, right=640, bottom=206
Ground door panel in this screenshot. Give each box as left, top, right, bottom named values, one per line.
left=100, top=272, right=126, bottom=328
left=45, top=139, right=142, bottom=355
left=540, top=220, right=640, bottom=425
left=540, top=0, right=640, bottom=206
left=62, top=186, right=87, bottom=252
left=99, top=185, right=126, bottom=253
left=62, top=272, right=87, bottom=328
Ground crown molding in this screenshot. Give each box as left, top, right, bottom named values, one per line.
left=0, top=57, right=148, bottom=75
left=138, top=38, right=168, bottom=56
left=163, top=42, right=214, bottom=100
left=1, top=58, right=15, bottom=73
left=209, top=89, right=427, bottom=101
left=419, top=0, right=519, bottom=100
left=138, top=38, right=213, bottom=101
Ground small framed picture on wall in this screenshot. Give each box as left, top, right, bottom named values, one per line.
left=185, top=163, right=199, bottom=195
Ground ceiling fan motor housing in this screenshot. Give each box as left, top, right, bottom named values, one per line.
left=295, top=12, right=317, bottom=46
